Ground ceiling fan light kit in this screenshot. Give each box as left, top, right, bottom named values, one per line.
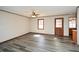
left=31, top=10, right=39, bottom=17
left=32, top=15, right=36, bottom=17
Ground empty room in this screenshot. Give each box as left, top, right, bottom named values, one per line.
left=0, top=6, right=79, bottom=52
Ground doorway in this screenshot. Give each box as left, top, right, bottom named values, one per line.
left=69, top=17, right=77, bottom=43
left=55, top=18, right=64, bottom=37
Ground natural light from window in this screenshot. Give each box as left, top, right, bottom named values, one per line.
left=69, top=17, right=76, bottom=28
left=38, top=19, right=44, bottom=30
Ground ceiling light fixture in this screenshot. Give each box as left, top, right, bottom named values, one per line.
left=32, top=15, right=36, bottom=17
left=31, top=10, right=39, bottom=17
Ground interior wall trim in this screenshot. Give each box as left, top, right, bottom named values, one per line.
left=29, top=14, right=75, bottom=19
left=0, top=32, right=30, bottom=44
left=0, top=9, right=75, bottom=19
left=0, top=9, right=29, bottom=18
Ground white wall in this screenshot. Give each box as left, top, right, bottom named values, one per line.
left=30, top=15, right=74, bottom=36
left=77, top=8, right=79, bottom=44
left=64, top=16, right=69, bottom=36
left=0, top=11, right=30, bottom=42
left=30, top=17, right=55, bottom=34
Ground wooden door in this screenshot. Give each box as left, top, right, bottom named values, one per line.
left=55, top=18, right=64, bottom=37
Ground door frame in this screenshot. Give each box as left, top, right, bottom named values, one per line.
left=55, top=18, right=64, bottom=36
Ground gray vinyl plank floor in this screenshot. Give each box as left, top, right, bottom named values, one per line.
left=0, top=32, right=79, bottom=52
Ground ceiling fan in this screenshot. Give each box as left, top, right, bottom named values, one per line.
left=31, top=10, right=39, bottom=17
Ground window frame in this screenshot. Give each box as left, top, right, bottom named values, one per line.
left=69, top=17, right=77, bottom=28
left=38, top=19, right=44, bottom=30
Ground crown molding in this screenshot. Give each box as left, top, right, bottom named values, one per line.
left=29, top=13, right=76, bottom=19
left=0, top=9, right=76, bottom=19
left=0, top=9, right=30, bottom=19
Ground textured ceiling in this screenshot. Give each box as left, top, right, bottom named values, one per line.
left=0, top=6, right=77, bottom=17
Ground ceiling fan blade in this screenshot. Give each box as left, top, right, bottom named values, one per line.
left=32, top=11, right=35, bottom=15
left=35, top=14, right=39, bottom=16
left=31, top=10, right=40, bottom=17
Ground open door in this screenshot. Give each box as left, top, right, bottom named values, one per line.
left=55, top=18, right=64, bottom=37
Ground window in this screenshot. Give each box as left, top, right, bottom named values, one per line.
left=38, top=19, right=44, bottom=30
left=56, top=19, right=62, bottom=28
left=69, top=17, right=76, bottom=28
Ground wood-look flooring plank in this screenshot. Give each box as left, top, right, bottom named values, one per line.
left=0, top=33, right=79, bottom=52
